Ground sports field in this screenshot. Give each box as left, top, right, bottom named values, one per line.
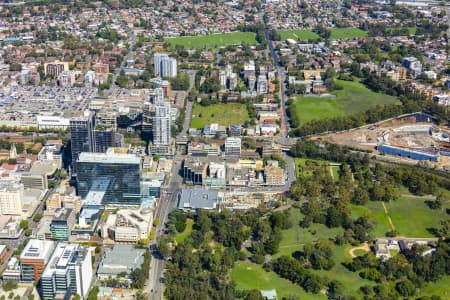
left=190, top=103, right=249, bottom=129
left=291, top=79, right=399, bottom=125
left=279, top=29, right=320, bottom=41
left=330, top=28, right=368, bottom=39
left=164, top=32, right=258, bottom=49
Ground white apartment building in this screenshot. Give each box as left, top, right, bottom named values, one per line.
left=0, top=179, right=24, bottom=216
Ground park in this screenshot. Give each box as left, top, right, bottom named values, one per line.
left=164, top=32, right=258, bottom=49
left=290, top=79, right=400, bottom=126
left=190, top=103, right=250, bottom=129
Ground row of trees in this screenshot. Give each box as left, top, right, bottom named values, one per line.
left=130, top=249, right=151, bottom=289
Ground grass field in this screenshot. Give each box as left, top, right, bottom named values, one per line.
left=353, top=249, right=368, bottom=256
left=175, top=219, right=193, bottom=244
left=350, top=202, right=391, bottom=237
left=387, top=27, right=417, bottom=35
left=292, top=97, right=346, bottom=125
left=330, top=28, right=368, bottom=39
left=276, top=208, right=342, bottom=257
left=231, top=262, right=326, bottom=299
left=384, top=195, right=449, bottom=237
left=279, top=29, right=320, bottom=41
left=164, top=32, right=258, bottom=49
left=351, top=194, right=450, bottom=238
left=291, top=79, right=400, bottom=125
left=191, top=103, right=249, bottom=128
left=419, top=275, right=450, bottom=299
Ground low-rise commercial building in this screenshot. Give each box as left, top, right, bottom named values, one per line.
left=97, top=245, right=145, bottom=280
left=178, top=188, right=223, bottom=211
left=102, top=208, right=153, bottom=243
left=20, top=240, right=56, bottom=282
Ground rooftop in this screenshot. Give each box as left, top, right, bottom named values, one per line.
left=97, top=245, right=145, bottom=276
left=20, top=239, right=55, bottom=261
left=178, top=188, right=219, bottom=210
left=0, top=179, right=22, bottom=192
left=42, top=243, right=78, bottom=277
left=78, top=148, right=141, bottom=165
left=53, top=208, right=73, bottom=221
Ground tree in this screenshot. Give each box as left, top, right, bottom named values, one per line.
left=33, top=213, right=43, bottom=222
left=20, top=220, right=28, bottom=230
left=169, top=73, right=190, bottom=90
left=396, top=279, right=416, bottom=297
left=87, top=286, right=99, bottom=300
left=2, top=281, right=17, bottom=292
left=245, top=290, right=263, bottom=300
left=9, top=63, right=22, bottom=72
left=157, top=235, right=170, bottom=258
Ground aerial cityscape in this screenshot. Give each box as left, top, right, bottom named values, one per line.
left=0, top=0, right=449, bottom=299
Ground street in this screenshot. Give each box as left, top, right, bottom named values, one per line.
left=146, top=160, right=182, bottom=299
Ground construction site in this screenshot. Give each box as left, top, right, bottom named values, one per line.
left=325, top=113, right=450, bottom=167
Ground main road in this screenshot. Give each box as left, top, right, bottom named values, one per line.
left=147, top=159, right=182, bottom=300
left=146, top=70, right=196, bottom=299
left=259, top=7, right=290, bottom=138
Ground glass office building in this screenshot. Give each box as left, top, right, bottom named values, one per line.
left=76, top=149, right=142, bottom=205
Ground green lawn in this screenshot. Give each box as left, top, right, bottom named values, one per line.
left=330, top=28, right=368, bottom=39
left=276, top=208, right=342, bottom=257
left=354, top=249, right=368, bottom=256
left=331, top=165, right=340, bottom=182
left=384, top=195, right=449, bottom=237
left=387, top=27, right=417, bottom=35
left=351, top=194, right=450, bottom=238
left=350, top=202, right=391, bottom=237
left=231, top=262, right=326, bottom=300
left=419, top=275, right=450, bottom=299
left=291, top=97, right=345, bottom=125
left=175, top=219, right=193, bottom=244
left=291, top=79, right=400, bottom=125
left=191, top=103, right=249, bottom=129
left=333, top=80, right=400, bottom=114
left=164, top=32, right=258, bottom=49
left=279, top=29, right=320, bottom=41
left=294, top=158, right=341, bottom=180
